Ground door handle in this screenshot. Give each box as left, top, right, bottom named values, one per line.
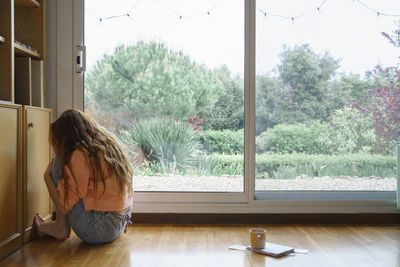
left=76, top=45, right=86, bottom=73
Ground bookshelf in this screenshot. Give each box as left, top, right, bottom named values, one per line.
left=14, top=42, right=41, bottom=58
left=0, top=0, right=46, bottom=106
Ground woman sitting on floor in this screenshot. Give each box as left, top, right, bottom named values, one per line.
left=33, top=109, right=134, bottom=244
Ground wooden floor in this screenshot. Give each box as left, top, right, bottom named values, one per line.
left=1, top=224, right=400, bottom=267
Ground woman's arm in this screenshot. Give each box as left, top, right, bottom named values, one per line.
left=43, top=160, right=70, bottom=215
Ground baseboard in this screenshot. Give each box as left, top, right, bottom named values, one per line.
left=131, top=213, right=400, bottom=224
left=0, top=233, right=22, bottom=261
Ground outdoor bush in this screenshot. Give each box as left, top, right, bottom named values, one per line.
left=255, top=121, right=326, bottom=154
left=202, top=154, right=244, bottom=175
left=209, top=153, right=396, bottom=178
left=198, top=129, right=244, bottom=154
left=196, top=154, right=243, bottom=176
left=272, top=165, right=298, bottom=179
left=318, top=106, right=376, bottom=154
left=122, top=117, right=202, bottom=174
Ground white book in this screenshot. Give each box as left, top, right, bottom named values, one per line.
left=246, top=242, right=295, bottom=257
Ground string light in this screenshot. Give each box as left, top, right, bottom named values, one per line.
left=86, top=0, right=141, bottom=23
left=257, top=0, right=328, bottom=21
left=87, top=0, right=220, bottom=23
left=355, top=0, right=400, bottom=18
left=160, top=0, right=220, bottom=20
left=257, top=0, right=400, bottom=23
left=86, top=0, right=400, bottom=24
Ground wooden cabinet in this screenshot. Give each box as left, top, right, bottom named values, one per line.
left=0, top=105, right=51, bottom=258
left=0, top=104, right=22, bottom=260
left=0, top=0, right=50, bottom=260
left=23, top=106, right=52, bottom=243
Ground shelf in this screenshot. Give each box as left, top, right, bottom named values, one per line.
left=15, top=0, right=40, bottom=8
left=14, top=43, right=40, bottom=58
left=0, top=36, right=5, bottom=43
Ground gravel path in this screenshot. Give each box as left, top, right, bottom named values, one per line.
left=132, top=174, right=397, bottom=192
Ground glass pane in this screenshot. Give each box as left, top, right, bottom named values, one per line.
left=84, top=0, right=244, bottom=192
left=255, top=0, right=399, bottom=191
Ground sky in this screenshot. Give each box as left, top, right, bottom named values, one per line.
left=85, top=0, right=400, bottom=77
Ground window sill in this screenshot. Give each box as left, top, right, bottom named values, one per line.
left=132, top=199, right=399, bottom=214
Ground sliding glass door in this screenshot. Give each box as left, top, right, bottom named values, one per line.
left=83, top=0, right=248, bottom=201
left=75, top=0, right=398, bottom=207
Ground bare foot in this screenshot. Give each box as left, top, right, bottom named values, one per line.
left=33, top=215, right=69, bottom=241
left=33, top=214, right=45, bottom=238
left=35, top=213, right=45, bottom=222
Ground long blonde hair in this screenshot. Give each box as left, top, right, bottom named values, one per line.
left=49, top=109, right=133, bottom=202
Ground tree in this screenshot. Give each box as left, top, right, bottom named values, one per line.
left=255, top=75, right=288, bottom=134
left=85, top=41, right=223, bottom=124
left=353, top=22, right=400, bottom=154
left=338, top=73, right=374, bottom=104
left=278, top=44, right=340, bottom=105
left=256, top=44, right=347, bottom=134
left=354, top=66, right=400, bottom=154
left=199, top=65, right=244, bottom=131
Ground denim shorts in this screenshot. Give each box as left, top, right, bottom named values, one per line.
left=51, top=157, right=131, bottom=244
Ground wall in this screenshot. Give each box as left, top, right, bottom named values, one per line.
left=46, top=0, right=83, bottom=121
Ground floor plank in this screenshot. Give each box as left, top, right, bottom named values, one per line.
left=1, top=224, right=399, bottom=267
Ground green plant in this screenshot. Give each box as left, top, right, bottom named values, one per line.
left=200, top=65, right=244, bottom=131
left=122, top=117, right=202, bottom=174
left=255, top=121, right=326, bottom=154
left=198, top=129, right=244, bottom=154
left=255, top=153, right=396, bottom=178
left=204, top=153, right=396, bottom=178
left=86, top=41, right=223, bottom=121
left=196, top=154, right=225, bottom=176
left=272, top=166, right=298, bottom=179
left=318, top=106, right=375, bottom=154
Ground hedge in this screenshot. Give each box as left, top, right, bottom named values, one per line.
left=255, top=121, right=326, bottom=154
left=210, top=153, right=396, bottom=179
left=198, top=129, right=244, bottom=154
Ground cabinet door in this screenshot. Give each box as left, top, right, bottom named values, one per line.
left=23, top=107, right=51, bottom=243
left=0, top=104, right=22, bottom=260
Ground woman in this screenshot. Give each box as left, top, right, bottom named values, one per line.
left=33, top=109, right=134, bottom=244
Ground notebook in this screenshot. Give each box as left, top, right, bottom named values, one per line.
left=246, top=242, right=295, bottom=258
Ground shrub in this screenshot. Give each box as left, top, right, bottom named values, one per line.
left=209, top=153, right=395, bottom=178
left=122, top=117, right=202, bottom=174
left=198, top=129, right=244, bottom=154
left=255, top=121, right=326, bottom=154
left=257, top=153, right=395, bottom=178
left=318, top=106, right=375, bottom=154
left=196, top=154, right=243, bottom=176
left=202, top=154, right=244, bottom=175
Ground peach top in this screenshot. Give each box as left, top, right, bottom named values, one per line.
left=57, top=149, right=133, bottom=212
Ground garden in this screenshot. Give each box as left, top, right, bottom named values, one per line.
left=83, top=27, right=400, bottom=192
